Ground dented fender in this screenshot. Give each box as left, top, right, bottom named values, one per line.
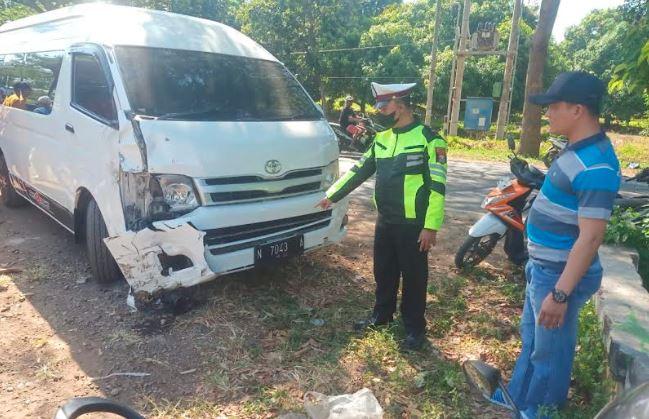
left=103, top=222, right=215, bottom=294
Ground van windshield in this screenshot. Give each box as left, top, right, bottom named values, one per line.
left=114, top=46, right=321, bottom=121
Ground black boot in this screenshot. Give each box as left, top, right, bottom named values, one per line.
left=403, top=331, right=426, bottom=351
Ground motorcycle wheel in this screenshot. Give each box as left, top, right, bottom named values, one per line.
left=455, top=234, right=501, bottom=270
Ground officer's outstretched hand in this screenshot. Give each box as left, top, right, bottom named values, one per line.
left=418, top=229, right=437, bottom=252
left=316, top=197, right=333, bottom=210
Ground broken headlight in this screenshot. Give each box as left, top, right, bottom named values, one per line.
left=321, top=160, right=339, bottom=191
left=154, top=175, right=199, bottom=214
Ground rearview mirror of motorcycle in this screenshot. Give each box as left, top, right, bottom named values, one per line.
left=506, top=135, right=516, bottom=152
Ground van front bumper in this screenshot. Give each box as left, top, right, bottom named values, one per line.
left=104, top=193, right=349, bottom=294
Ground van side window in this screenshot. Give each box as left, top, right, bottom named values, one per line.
left=23, top=51, right=63, bottom=113
left=72, top=54, right=117, bottom=124
left=0, top=54, right=25, bottom=105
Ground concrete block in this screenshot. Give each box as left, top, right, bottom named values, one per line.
left=595, top=245, right=649, bottom=389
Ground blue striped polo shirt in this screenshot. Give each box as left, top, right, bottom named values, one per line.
left=526, top=131, right=621, bottom=267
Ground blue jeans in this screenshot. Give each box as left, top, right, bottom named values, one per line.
left=507, top=259, right=602, bottom=417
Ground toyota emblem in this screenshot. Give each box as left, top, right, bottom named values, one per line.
left=265, top=160, right=282, bottom=175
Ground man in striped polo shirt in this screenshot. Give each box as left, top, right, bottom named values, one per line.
left=490, top=72, right=621, bottom=417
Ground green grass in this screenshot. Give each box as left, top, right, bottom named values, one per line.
left=447, top=135, right=549, bottom=166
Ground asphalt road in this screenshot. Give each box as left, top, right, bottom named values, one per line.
left=340, top=155, right=649, bottom=220
left=340, top=156, right=511, bottom=219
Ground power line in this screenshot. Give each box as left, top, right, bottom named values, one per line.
left=290, top=44, right=406, bottom=55
left=324, top=76, right=422, bottom=79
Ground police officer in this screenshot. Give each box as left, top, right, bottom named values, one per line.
left=317, top=82, right=447, bottom=350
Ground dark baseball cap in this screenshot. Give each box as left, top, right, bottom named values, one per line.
left=528, top=71, right=605, bottom=106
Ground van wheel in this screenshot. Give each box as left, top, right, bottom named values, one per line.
left=0, top=155, right=27, bottom=208
left=86, top=199, right=122, bottom=283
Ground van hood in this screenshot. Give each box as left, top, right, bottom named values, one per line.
left=135, top=120, right=339, bottom=178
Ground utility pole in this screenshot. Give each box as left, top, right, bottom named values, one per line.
left=494, top=0, right=522, bottom=139
left=424, top=0, right=443, bottom=126
left=445, top=3, right=462, bottom=134
left=448, top=0, right=471, bottom=136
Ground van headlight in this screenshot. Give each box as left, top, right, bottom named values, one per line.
left=321, top=160, right=339, bottom=191
left=154, top=175, right=199, bottom=214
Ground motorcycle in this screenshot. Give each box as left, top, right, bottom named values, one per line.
left=352, top=114, right=385, bottom=152
left=463, top=359, right=649, bottom=418
left=328, top=114, right=385, bottom=153
left=455, top=137, right=545, bottom=270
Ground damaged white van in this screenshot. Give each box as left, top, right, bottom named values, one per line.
left=0, top=4, right=348, bottom=296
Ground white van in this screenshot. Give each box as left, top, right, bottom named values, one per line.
left=0, top=4, right=348, bottom=296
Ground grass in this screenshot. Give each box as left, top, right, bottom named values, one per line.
left=447, top=135, right=549, bottom=167
left=445, top=126, right=648, bottom=173
left=130, top=241, right=613, bottom=418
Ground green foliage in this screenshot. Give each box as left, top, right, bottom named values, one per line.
left=561, top=7, right=649, bottom=123
left=0, top=4, right=33, bottom=24
left=609, top=0, right=649, bottom=94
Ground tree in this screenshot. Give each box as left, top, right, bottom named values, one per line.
left=561, top=7, right=648, bottom=125
left=609, top=0, right=649, bottom=94
left=519, top=0, right=560, bottom=157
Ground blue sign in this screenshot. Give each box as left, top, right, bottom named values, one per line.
left=464, top=97, right=494, bottom=131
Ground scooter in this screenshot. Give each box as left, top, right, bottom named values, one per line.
left=463, top=359, right=649, bottom=418
left=455, top=137, right=545, bottom=270
left=352, top=114, right=385, bottom=152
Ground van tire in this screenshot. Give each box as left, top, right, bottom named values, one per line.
left=0, top=155, right=27, bottom=208
left=86, top=199, right=122, bottom=284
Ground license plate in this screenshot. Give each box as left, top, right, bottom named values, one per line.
left=254, top=235, right=304, bottom=265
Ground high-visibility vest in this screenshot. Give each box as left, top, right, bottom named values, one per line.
left=327, top=120, right=447, bottom=230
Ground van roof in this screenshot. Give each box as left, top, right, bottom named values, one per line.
left=0, top=3, right=277, bottom=61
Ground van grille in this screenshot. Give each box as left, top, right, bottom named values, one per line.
left=204, top=210, right=332, bottom=254
left=196, top=168, right=323, bottom=205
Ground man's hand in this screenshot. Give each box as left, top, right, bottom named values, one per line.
left=538, top=293, right=568, bottom=329
left=316, top=197, right=333, bottom=210
left=418, top=229, right=437, bottom=252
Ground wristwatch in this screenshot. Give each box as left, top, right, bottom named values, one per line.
left=552, top=288, right=568, bottom=304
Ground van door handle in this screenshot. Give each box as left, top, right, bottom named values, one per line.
left=65, top=123, right=75, bottom=134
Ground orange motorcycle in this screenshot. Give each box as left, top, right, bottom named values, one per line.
left=455, top=139, right=545, bottom=269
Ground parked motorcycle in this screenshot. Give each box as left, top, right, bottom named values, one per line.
left=328, top=114, right=385, bottom=153
left=462, top=359, right=649, bottom=418
left=352, top=114, right=385, bottom=152
left=329, top=122, right=355, bottom=152
left=455, top=137, right=545, bottom=270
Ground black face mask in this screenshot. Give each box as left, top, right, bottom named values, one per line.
left=375, top=111, right=398, bottom=129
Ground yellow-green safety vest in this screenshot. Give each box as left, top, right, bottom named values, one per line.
left=327, top=121, right=447, bottom=230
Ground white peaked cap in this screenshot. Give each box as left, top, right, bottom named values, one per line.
left=371, top=82, right=417, bottom=108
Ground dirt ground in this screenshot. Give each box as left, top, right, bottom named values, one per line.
left=0, top=195, right=521, bottom=418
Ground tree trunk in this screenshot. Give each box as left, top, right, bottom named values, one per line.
left=519, top=0, right=560, bottom=156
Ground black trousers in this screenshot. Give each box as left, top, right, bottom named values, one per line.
left=372, top=219, right=429, bottom=335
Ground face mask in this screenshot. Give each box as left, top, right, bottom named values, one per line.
left=375, top=111, right=398, bottom=128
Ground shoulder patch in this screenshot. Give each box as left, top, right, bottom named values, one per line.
left=435, top=147, right=447, bottom=164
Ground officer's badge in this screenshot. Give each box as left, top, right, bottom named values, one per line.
left=435, top=147, right=447, bottom=164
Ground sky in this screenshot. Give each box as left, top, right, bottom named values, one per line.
left=551, top=0, right=625, bottom=41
